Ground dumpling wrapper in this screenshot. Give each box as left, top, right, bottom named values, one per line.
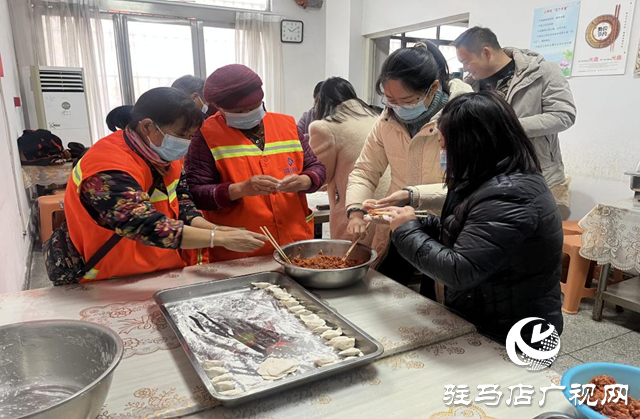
left=281, top=299, right=300, bottom=308
left=314, top=357, right=336, bottom=367
left=204, top=366, right=229, bottom=378
left=211, top=373, right=234, bottom=384
left=296, top=309, right=313, bottom=317
left=338, top=348, right=363, bottom=357
left=251, top=282, right=271, bottom=289
left=313, top=326, right=331, bottom=334
left=201, top=360, right=224, bottom=369
left=273, top=292, right=293, bottom=300
left=213, top=381, right=236, bottom=392
left=328, top=336, right=355, bottom=351
left=258, top=358, right=299, bottom=380
left=321, top=327, right=342, bottom=340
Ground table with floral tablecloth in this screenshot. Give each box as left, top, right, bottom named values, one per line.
left=578, top=198, right=640, bottom=320
left=0, top=256, right=485, bottom=418
left=21, top=162, right=73, bottom=189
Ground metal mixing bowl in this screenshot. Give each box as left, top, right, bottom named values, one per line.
left=0, top=320, right=124, bottom=419
left=273, top=239, right=378, bottom=289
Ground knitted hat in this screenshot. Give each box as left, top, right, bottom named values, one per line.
left=204, top=64, right=264, bottom=110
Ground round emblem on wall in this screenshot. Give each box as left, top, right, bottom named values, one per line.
left=585, top=14, right=620, bottom=49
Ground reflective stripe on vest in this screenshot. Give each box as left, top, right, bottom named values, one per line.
left=83, top=268, right=99, bottom=280
left=72, top=160, right=83, bottom=192
left=148, top=179, right=179, bottom=203
left=210, top=140, right=303, bottom=161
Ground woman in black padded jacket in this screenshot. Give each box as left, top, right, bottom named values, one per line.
left=389, top=91, right=563, bottom=344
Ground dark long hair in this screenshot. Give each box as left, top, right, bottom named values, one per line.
left=438, top=91, right=541, bottom=189
left=376, top=41, right=451, bottom=97
left=314, top=77, right=378, bottom=123
left=105, top=87, right=202, bottom=133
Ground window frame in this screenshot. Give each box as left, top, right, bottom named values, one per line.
left=102, top=3, right=242, bottom=105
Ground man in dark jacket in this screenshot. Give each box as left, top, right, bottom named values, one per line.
left=388, top=92, right=563, bottom=345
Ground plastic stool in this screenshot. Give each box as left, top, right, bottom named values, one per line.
left=562, top=220, right=583, bottom=235
left=38, top=194, right=65, bottom=244
left=561, top=234, right=596, bottom=314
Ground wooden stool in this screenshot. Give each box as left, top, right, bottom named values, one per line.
left=38, top=194, right=65, bottom=244
left=562, top=220, right=583, bottom=235
left=561, top=234, right=596, bottom=314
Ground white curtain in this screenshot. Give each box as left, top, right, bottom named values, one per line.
left=9, top=0, right=110, bottom=139
left=235, top=12, right=285, bottom=113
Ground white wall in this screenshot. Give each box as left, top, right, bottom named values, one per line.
left=362, top=0, right=640, bottom=220
left=273, top=0, right=326, bottom=119
left=0, top=0, right=31, bottom=293
left=324, top=0, right=365, bottom=96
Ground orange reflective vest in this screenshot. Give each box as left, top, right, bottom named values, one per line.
left=64, top=130, right=188, bottom=282
left=200, top=112, right=314, bottom=262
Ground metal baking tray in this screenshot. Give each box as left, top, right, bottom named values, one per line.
left=153, top=271, right=384, bottom=406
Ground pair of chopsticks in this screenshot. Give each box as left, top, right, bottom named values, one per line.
left=260, top=226, right=292, bottom=264
left=369, top=211, right=431, bottom=218
left=343, top=222, right=371, bottom=261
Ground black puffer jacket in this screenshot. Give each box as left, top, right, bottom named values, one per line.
left=392, top=171, right=563, bottom=343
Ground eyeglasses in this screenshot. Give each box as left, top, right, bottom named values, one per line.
left=381, top=86, right=431, bottom=108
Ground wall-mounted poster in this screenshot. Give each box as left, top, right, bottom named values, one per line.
left=572, top=0, right=636, bottom=76
left=531, top=2, right=581, bottom=77
left=635, top=39, right=640, bottom=75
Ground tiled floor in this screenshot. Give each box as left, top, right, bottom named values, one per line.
left=27, top=244, right=640, bottom=375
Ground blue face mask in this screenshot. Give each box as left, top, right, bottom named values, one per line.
left=149, top=126, right=190, bottom=162
left=440, top=149, right=447, bottom=171
left=224, top=104, right=266, bottom=130
left=388, top=100, right=428, bottom=122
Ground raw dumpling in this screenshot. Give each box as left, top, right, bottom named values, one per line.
left=201, top=360, right=224, bottom=369
left=213, top=381, right=236, bottom=392
left=304, top=319, right=326, bottom=329
left=258, top=358, right=299, bottom=380
left=219, top=388, right=243, bottom=396
left=327, top=336, right=355, bottom=351
left=299, top=314, right=321, bottom=323
left=343, top=356, right=358, bottom=361
left=314, top=357, right=336, bottom=367
left=266, top=285, right=282, bottom=293
left=288, top=305, right=306, bottom=313
left=338, top=348, right=363, bottom=357
left=251, top=282, right=271, bottom=289
left=321, top=327, right=342, bottom=340
left=312, top=326, right=331, bottom=334
left=281, top=299, right=300, bottom=308
left=273, top=292, right=293, bottom=300
left=296, top=309, right=313, bottom=317
left=204, top=366, right=229, bottom=378
left=211, top=373, right=234, bottom=384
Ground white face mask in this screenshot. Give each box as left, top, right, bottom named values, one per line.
left=197, top=96, right=209, bottom=114
left=224, top=104, right=266, bottom=130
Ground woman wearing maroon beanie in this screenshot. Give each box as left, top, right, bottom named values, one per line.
left=185, top=64, right=327, bottom=262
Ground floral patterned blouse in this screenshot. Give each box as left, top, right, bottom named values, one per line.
left=78, top=169, right=202, bottom=249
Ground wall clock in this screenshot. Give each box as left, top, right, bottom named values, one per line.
left=281, top=19, right=303, bottom=43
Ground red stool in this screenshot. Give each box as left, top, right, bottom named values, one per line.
left=38, top=194, right=65, bottom=244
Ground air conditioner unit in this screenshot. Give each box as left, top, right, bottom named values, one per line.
left=22, top=66, right=93, bottom=147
